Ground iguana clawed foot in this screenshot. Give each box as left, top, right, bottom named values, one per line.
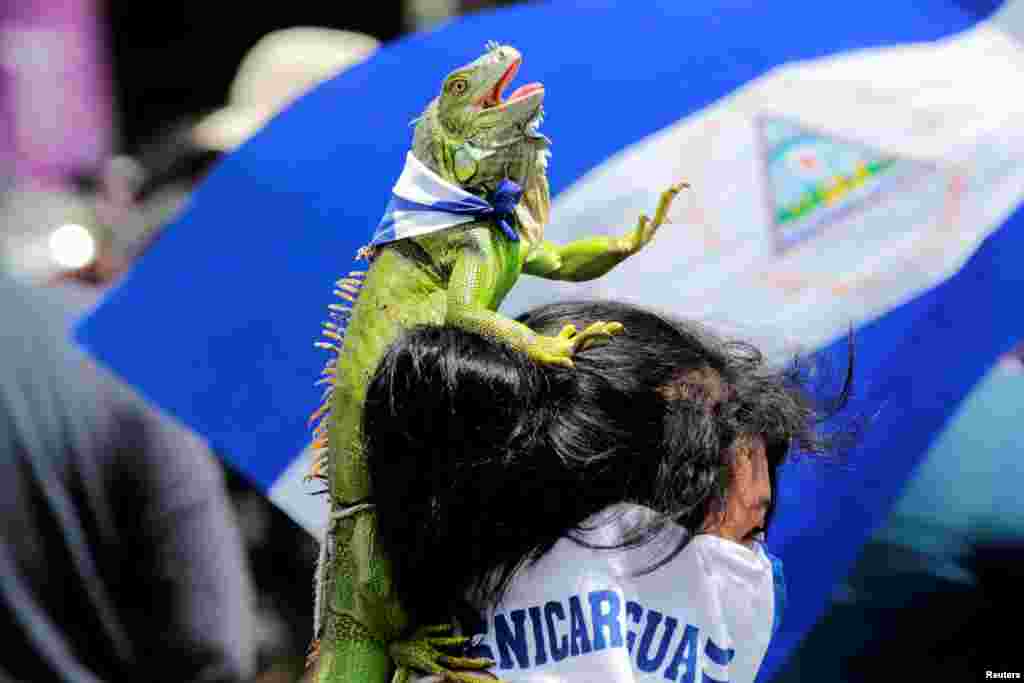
left=528, top=320, right=625, bottom=369
left=389, top=624, right=499, bottom=683
left=617, top=182, right=689, bottom=256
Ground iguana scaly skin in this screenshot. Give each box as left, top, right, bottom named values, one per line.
left=308, top=42, right=686, bottom=683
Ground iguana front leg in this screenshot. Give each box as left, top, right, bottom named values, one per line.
left=444, top=226, right=622, bottom=368
left=523, top=182, right=687, bottom=282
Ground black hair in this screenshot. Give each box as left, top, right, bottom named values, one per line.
left=364, top=300, right=853, bottom=623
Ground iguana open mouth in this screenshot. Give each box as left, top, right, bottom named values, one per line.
left=480, top=58, right=544, bottom=109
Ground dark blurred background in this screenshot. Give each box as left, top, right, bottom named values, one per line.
left=110, top=1, right=518, bottom=150
left=106, top=5, right=403, bottom=152
left=0, top=1, right=1021, bottom=682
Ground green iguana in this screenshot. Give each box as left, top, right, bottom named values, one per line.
left=307, top=41, right=685, bottom=683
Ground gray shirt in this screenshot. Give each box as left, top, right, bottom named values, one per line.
left=0, top=274, right=255, bottom=682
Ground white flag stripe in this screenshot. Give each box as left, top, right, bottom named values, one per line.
left=393, top=152, right=481, bottom=205
left=502, top=19, right=1024, bottom=358
left=372, top=152, right=489, bottom=247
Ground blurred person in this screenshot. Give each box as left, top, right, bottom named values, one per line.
left=364, top=300, right=853, bottom=683
left=0, top=269, right=256, bottom=683
left=55, top=142, right=311, bottom=677
left=42, top=27, right=381, bottom=680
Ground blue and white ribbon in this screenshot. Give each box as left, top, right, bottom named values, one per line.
left=370, top=152, right=521, bottom=247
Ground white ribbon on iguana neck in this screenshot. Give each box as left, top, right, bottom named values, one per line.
left=370, top=152, right=522, bottom=248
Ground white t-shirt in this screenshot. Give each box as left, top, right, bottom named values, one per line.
left=461, top=504, right=785, bottom=683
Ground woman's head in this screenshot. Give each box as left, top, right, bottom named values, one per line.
left=364, top=300, right=851, bottom=620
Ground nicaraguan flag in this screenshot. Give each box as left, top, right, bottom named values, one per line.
left=371, top=152, right=521, bottom=247
left=75, top=2, right=1024, bottom=681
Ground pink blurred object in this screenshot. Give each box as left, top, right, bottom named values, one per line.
left=0, top=0, right=113, bottom=189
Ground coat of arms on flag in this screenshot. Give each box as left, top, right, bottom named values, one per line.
left=760, top=116, right=936, bottom=252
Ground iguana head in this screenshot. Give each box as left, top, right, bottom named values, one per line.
left=411, top=42, right=551, bottom=241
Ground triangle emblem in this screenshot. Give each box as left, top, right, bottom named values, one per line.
left=760, top=116, right=934, bottom=252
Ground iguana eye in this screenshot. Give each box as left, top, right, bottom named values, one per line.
left=447, top=78, right=469, bottom=96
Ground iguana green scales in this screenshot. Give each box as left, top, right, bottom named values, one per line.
left=307, top=42, right=685, bottom=683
